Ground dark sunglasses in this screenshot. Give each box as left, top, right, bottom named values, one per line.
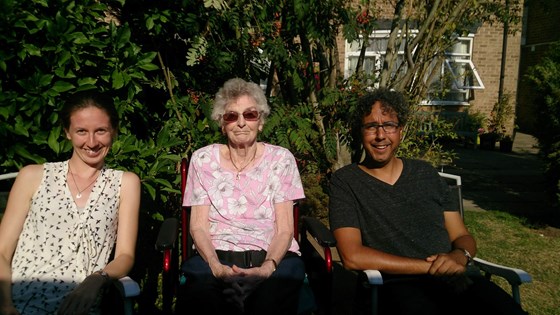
left=222, top=110, right=260, bottom=123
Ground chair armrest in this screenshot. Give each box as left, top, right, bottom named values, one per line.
left=155, top=218, right=180, bottom=251
left=474, top=257, right=532, bottom=285
left=119, top=276, right=141, bottom=298
left=362, top=258, right=532, bottom=287
left=363, top=269, right=384, bottom=285
left=0, top=172, right=18, bottom=181
left=301, top=216, right=336, bottom=247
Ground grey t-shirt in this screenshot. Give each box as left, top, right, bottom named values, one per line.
left=329, top=159, right=457, bottom=259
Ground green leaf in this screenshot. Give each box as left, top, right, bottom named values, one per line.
left=51, top=80, right=75, bottom=93
left=153, top=178, right=173, bottom=189
left=151, top=212, right=164, bottom=221
left=14, top=117, right=30, bottom=137
left=77, top=77, right=97, bottom=86
left=138, top=63, right=158, bottom=71
left=146, top=16, right=154, bottom=30
left=57, top=51, right=72, bottom=67
left=13, top=144, right=45, bottom=164
left=22, top=44, right=41, bottom=57
left=39, top=74, right=54, bottom=87
left=116, top=27, right=131, bottom=49
left=186, top=36, right=207, bottom=66
left=69, top=32, right=88, bottom=44
left=47, top=126, right=61, bottom=153
left=143, top=182, right=156, bottom=200
left=111, top=70, right=124, bottom=89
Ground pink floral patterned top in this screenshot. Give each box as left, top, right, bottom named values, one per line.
left=183, top=143, right=305, bottom=254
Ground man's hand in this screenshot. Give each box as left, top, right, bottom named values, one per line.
left=425, top=250, right=467, bottom=276
left=57, top=274, right=105, bottom=315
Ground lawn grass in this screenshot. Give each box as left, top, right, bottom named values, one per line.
left=464, top=210, right=560, bottom=315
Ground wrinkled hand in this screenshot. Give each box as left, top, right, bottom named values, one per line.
left=57, top=275, right=105, bottom=315
left=0, top=304, right=20, bottom=315
left=222, top=264, right=273, bottom=312
left=210, top=263, right=237, bottom=280
left=209, top=263, right=246, bottom=311
left=425, top=250, right=466, bottom=276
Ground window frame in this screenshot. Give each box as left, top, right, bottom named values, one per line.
left=344, top=31, right=484, bottom=106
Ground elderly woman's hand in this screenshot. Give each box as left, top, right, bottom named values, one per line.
left=209, top=262, right=237, bottom=280
left=222, top=263, right=276, bottom=311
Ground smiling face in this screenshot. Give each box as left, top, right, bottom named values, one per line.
left=361, top=101, right=403, bottom=168
left=222, top=94, right=263, bottom=147
left=65, top=106, right=115, bottom=168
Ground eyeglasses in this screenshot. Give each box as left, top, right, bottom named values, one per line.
left=222, top=110, right=261, bottom=123
left=362, top=122, right=400, bottom=134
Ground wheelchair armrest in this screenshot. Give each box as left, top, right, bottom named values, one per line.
left=301, top=216, right=337, bottom=248
left=474, top=257, right=532, bottom=285
left=155, top=218, right=180, bottom=251
left=119, top=276, right=141, bottom=298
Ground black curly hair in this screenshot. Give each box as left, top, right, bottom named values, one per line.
left=348, top=88, right=410, bottom=162
left=351, top=87, right=410, bottom=135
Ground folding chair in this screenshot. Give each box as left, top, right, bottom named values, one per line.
left=350, top=172, right=532, bottom=314
left=155, top=157, right=336, bottom=314
left=0, top=171, right=140, bottom=315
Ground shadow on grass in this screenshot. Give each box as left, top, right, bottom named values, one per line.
left=443, top=146, right=560, bottom=229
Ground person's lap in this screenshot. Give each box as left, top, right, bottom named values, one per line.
left=177, top=254, right=305, bottom=315
left=377, top=275, right=527, bottom=315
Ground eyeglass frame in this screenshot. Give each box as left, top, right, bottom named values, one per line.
left=222, top=110, right=261, bottom=123
left=361, top=121, right=401, bottom=134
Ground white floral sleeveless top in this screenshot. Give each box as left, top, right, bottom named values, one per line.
left=11, top=161, right=122, bottom=314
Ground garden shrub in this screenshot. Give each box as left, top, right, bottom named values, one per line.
left=526, top=41, right=560, bottom=206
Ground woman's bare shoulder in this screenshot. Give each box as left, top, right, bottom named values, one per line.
left=7, top=164, right=44, bottom=202
left=121, top=171, right=140, bottom=183
left=16, top=164, right=44, bottom=182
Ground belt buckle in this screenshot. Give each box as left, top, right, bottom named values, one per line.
left=245, top=251, right=253, bottom=267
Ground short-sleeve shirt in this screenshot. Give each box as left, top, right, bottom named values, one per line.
left=329, top=159, right=457, bottom=259
left=183, top=143, right=305, bottom=253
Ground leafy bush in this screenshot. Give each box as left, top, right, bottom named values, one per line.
left=526, top=41, right=560, bottom=205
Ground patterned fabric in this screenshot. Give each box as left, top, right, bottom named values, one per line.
left=183, top=143, right=305, bottom=253
left=11, top=161, right=122, bottom=314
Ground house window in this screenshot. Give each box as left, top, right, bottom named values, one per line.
left=344, top=30, right=402, bottom=79
left=426, top=36, right=484, bottom=105
left=345, top=31, right=484, bottom=105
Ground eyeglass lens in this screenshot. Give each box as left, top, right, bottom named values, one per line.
left=222, top=110, right=260, bottom=122
left=362, top=122, right=399, bottom=134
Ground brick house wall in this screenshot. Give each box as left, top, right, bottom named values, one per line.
left=470, top=22, right=521, bottom=135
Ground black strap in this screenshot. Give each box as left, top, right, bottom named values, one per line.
left=214, top=250, right=299, bottom=268
left=215, top=250, right=267, bottom=268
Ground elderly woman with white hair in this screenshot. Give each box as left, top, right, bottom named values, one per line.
left=178, top=78, right=306, bottom=315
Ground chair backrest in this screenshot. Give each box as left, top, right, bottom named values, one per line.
left=178, top=157, right=301, bottom=264
left=0, top=172, right=18, bottom=220
left=180, top=158, right=191, bottom=262
left=438, top=172, right=464, bottom=218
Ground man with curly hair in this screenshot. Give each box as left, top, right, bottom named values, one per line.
left=329, top=88, right=527, bottom=315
